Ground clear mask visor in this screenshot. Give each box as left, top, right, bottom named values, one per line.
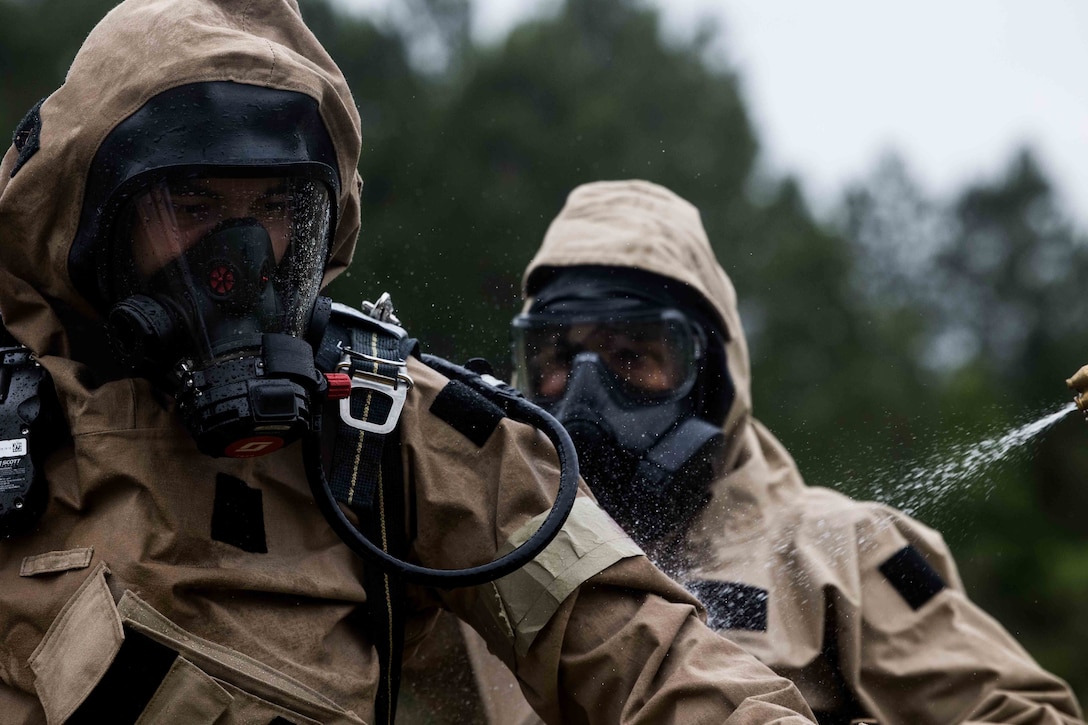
left=118, top=175, right=332, bottom=364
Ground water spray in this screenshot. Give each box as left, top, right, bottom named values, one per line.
left=863, top=402, right=1074, bottom=518
left=806, top=372, right=1085, bottom=526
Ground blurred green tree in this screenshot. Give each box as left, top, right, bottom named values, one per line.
left=841, top=149, right=1088, bottom=697
left=931, top=153, right=1088, bottom=696
left=0, top=0, right=118, bottom=130
left=329, top=0, right=760, bottom=373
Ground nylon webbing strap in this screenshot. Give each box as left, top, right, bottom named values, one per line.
left=362, top=424, right=408, bottom=725
left=330, top=326, right=403, bottom=511
left=324, top=318, right=410, bottom=724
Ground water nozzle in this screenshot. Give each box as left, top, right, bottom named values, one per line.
left=1065, top=365, right=1088, bottom=419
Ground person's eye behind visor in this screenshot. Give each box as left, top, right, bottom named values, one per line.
left=111, top=175, right=332, bottom=361
left=512, top=310, right=703, bottom=403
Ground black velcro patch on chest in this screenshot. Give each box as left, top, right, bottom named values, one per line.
left=879, top=544, right=946, bottom=610
left=686, top=579, right=769, bottom=631
left=211, top=473, right=268, bottom=553
left=429, top=380, right=505, bottom=448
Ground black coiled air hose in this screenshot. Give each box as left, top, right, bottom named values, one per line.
left=303, top=353, right=579, bottom=589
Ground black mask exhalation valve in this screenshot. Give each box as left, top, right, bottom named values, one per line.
left=108, top=219, right=331, bottom=458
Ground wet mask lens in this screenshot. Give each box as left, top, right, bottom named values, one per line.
left=513, top=311, right=699, bottom=402
left=106, top=174, right=334, bottom=458
left=115, top=175, right=331, bottom=365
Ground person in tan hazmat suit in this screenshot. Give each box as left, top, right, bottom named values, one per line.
left=0, top=3, right=824, bottom=724
left=399, top=180, right=1084, bottom=724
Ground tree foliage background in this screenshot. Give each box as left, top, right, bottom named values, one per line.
left=2, top=0, right=1086, bottom=702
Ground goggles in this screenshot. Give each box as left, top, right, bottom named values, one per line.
left=511, top=309, right=705, bottom=403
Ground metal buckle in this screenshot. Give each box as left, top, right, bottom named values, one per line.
left=361, top=291, right=401, bottom=325
left=336, top=346, right=407, bottom=372
left=336, top=347, right=414, bottom=435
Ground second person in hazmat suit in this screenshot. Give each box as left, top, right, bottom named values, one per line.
left=401, top=180, right=1084, bottom=725
left=0, top=2, right=822, bottom=723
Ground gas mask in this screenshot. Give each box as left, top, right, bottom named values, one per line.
left=512, top=269, right=732, bottom=543
left=67, top=82, right=342, bottom=458
left=105, top=175, right=333, bottom=457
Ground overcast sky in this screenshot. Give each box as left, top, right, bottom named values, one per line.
left=336, top=0, right=1088, bottom=225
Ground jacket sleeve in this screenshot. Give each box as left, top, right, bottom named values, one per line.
left=498, top=553, right=816, bottom=725
left=840, top=506, right=1083, bottom=725
left=398, top=359, right=816, bottom=724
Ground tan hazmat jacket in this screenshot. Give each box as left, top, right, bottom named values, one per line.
left=400, top=180, right=1084, bottom=725
left=0, top=5, right=818, bottom=725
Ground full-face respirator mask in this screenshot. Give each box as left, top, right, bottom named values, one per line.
left=68, top=82, right=340, bottom=458
left=513, top=268, right=734, bottom=543
left=105, top=176, right=333, bottom=457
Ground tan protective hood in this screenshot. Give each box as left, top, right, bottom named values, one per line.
left=0, top=0, right=363, bottom=358
left=523, top=179, right=807, bottom=543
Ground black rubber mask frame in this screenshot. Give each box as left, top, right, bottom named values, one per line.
left=70, top=81, right=341, bottom=313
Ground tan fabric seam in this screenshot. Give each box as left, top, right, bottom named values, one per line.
left=266, top=40, right=278, bottom=86
left=126, top=378, right=137, bottom=429
left=134, top=657, right=233, bottom=725
left=347, top=403, right=368, bottom=504
left=29, top=562, right=122, bottom=725
left=470, top=580, right=518, bottom=670
left=489, top=581, right=516, bottom=640
left=215, top=680, right=326, bottom=725
left=20, top=547, right=94, bottom=576
left=73, top=425, right=177, bottom=438
left=117, top=590, right=349, bottom=718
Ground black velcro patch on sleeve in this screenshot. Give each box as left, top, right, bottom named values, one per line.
left=686, top=579, right=768, bottom=631
left=879, top=544, right=946, bottom=610
left=211, top=473, right=268, bottom=553
left=429, top=380, right=505, bottom=448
